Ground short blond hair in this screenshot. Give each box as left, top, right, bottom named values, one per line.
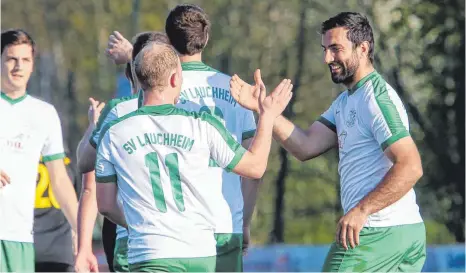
left=133, top=42, right=179, bottom=91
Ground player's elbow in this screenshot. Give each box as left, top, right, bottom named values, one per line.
left=292, top=149, right=314, bottom=162
left=248, top=164, right=267, bottom=179
left=235, top=164, right=265, bottom=180
left=249, top=171, right=264, bottom=180
left=295, top=152, right=309, bottom=162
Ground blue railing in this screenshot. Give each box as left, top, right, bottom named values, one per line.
left=243, top=244, right=465, bottom=272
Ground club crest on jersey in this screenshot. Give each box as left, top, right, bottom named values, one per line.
left=345, top=109, right=357, bottom=127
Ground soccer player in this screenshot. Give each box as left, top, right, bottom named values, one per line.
left=105, top=5, right=261, bottom=271
left=229, top=12, right=426, bottom=272
left=95, top=42, right=292, bottom=272
left=74, top=32, right=170, bottom=273
left=0, top=29, right=79, bottom=272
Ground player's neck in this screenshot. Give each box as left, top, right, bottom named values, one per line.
left=142, top=90, right=175, bottom=106
left=179, top=53, right=202, bottom=63
left=1, top=86, right=27, bottom=99
left=345, top=65, right=375, bottom=90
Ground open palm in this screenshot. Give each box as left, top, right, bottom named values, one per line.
left=259, top=79, right=293, bottom=117
left=230, top=69, right=262, bottom=112
left=105, top=31, right=133, bottom=65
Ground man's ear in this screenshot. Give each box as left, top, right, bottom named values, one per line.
left=359, top=41, right=370, bottom=60
left=170, top=71, right=177, bottom=88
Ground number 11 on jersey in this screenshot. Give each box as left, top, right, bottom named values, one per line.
left=145, top=152, right=185, bottom=213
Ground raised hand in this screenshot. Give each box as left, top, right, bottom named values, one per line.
left=230, top=69, right=262, bottom=113
left=105, top=31, right=133, bottom=65
left=88, top=98, right=106, bottom=126
left=259, top=79, right=293, bottom=118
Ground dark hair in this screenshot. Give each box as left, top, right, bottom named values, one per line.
left=126, top=31, right=170, bottom=85
left=165, top=4, right=210, bottom=55
left=321, top=12, right=374, bottom=63
left=1, top=29, right=36, bottom=56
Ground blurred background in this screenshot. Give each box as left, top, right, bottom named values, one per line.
left=2, top=0, right=464, bottom=271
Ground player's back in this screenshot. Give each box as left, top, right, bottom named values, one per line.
left=178, top=61, right=256, bottom=233
left=96, top=104, right=244, bottom=263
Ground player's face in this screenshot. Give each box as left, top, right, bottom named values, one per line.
left=322, top=27, right=360, bottom=85
left=1, top=44, right=34, bottom=92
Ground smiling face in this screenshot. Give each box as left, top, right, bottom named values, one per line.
left=1, top=44, right=34, bottom=93
left=321, top=27, right=361, bottom=86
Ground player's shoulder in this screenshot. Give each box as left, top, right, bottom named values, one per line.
left=99, top=92, right=141, bottom=123
left=355, top=71, right=389, bottom=96
left=105, top=92, right=140, bottom=112
left=360, top=72, right=401, bottom=103
left=26, top=95, right=58, bottom=115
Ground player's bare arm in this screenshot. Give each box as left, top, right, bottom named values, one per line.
left=336, top=136, right=423, bottom=250
left=230, top=71, right=337, bottom=162
left=75, top=172, right=99, bottom=273
left=105, top=31, right=133, bottom=65
left=232, top=79, right=293, bottom=179
left=77, top=171, right=98, bottom=251
left=45, top=159, right=79, bottom=233
left=240, top=137, right=262, bottom=256
left=96, top=183, right=127, bottom=228
left=360, top=136, right=423, bottom=216
left=76, top=98, right=105, bottom=173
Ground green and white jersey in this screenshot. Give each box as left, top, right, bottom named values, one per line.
left=89, top=91, right=143, bottom=240
left=95, top=105, right=246, bottom=263
left=319, top=71, right=423, bottom=227
left=178, top=62, right=257, bottom=234
left=0, top=93, right=65, bottom=243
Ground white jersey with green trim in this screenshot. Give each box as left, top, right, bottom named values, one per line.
left=319, top=71, right=423, bottom=227
left=0, top=93, right=65, bottom=243
left=179, top=61, right=257, bottom=234
left=90, top=92, right=143, bottom=239
left=95, top=105, right=246, bottom=262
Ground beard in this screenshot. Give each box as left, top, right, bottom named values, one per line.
left=328, top=52, right=360, bottom=86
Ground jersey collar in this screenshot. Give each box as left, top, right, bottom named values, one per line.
left=348, top=70, right=379, bottom=95
left=181, top=61, right=219, bottom=72
left=139, top=104, right=175, bottom=115
left=1, top=91, right=28, bottom=105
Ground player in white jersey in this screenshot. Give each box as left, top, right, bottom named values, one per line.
left=0, top=29, right=79, bottom=272
left=74, top=32, right=170, bottom=273
left=105, top=5, right=261, bottom=271
left=230, top=12, right=426, bottom=272
left=95, top=42, right=292, bottom=272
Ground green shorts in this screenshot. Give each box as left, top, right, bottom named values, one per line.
left=215, top=233, right=243, bottom=272
left=0, top=240, right=35, bottom=272
left=129, top=256, right=216, bottom=272
left=323, top=222, right=426, bottom=272
left=113, top=236, right=129, bottom=272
